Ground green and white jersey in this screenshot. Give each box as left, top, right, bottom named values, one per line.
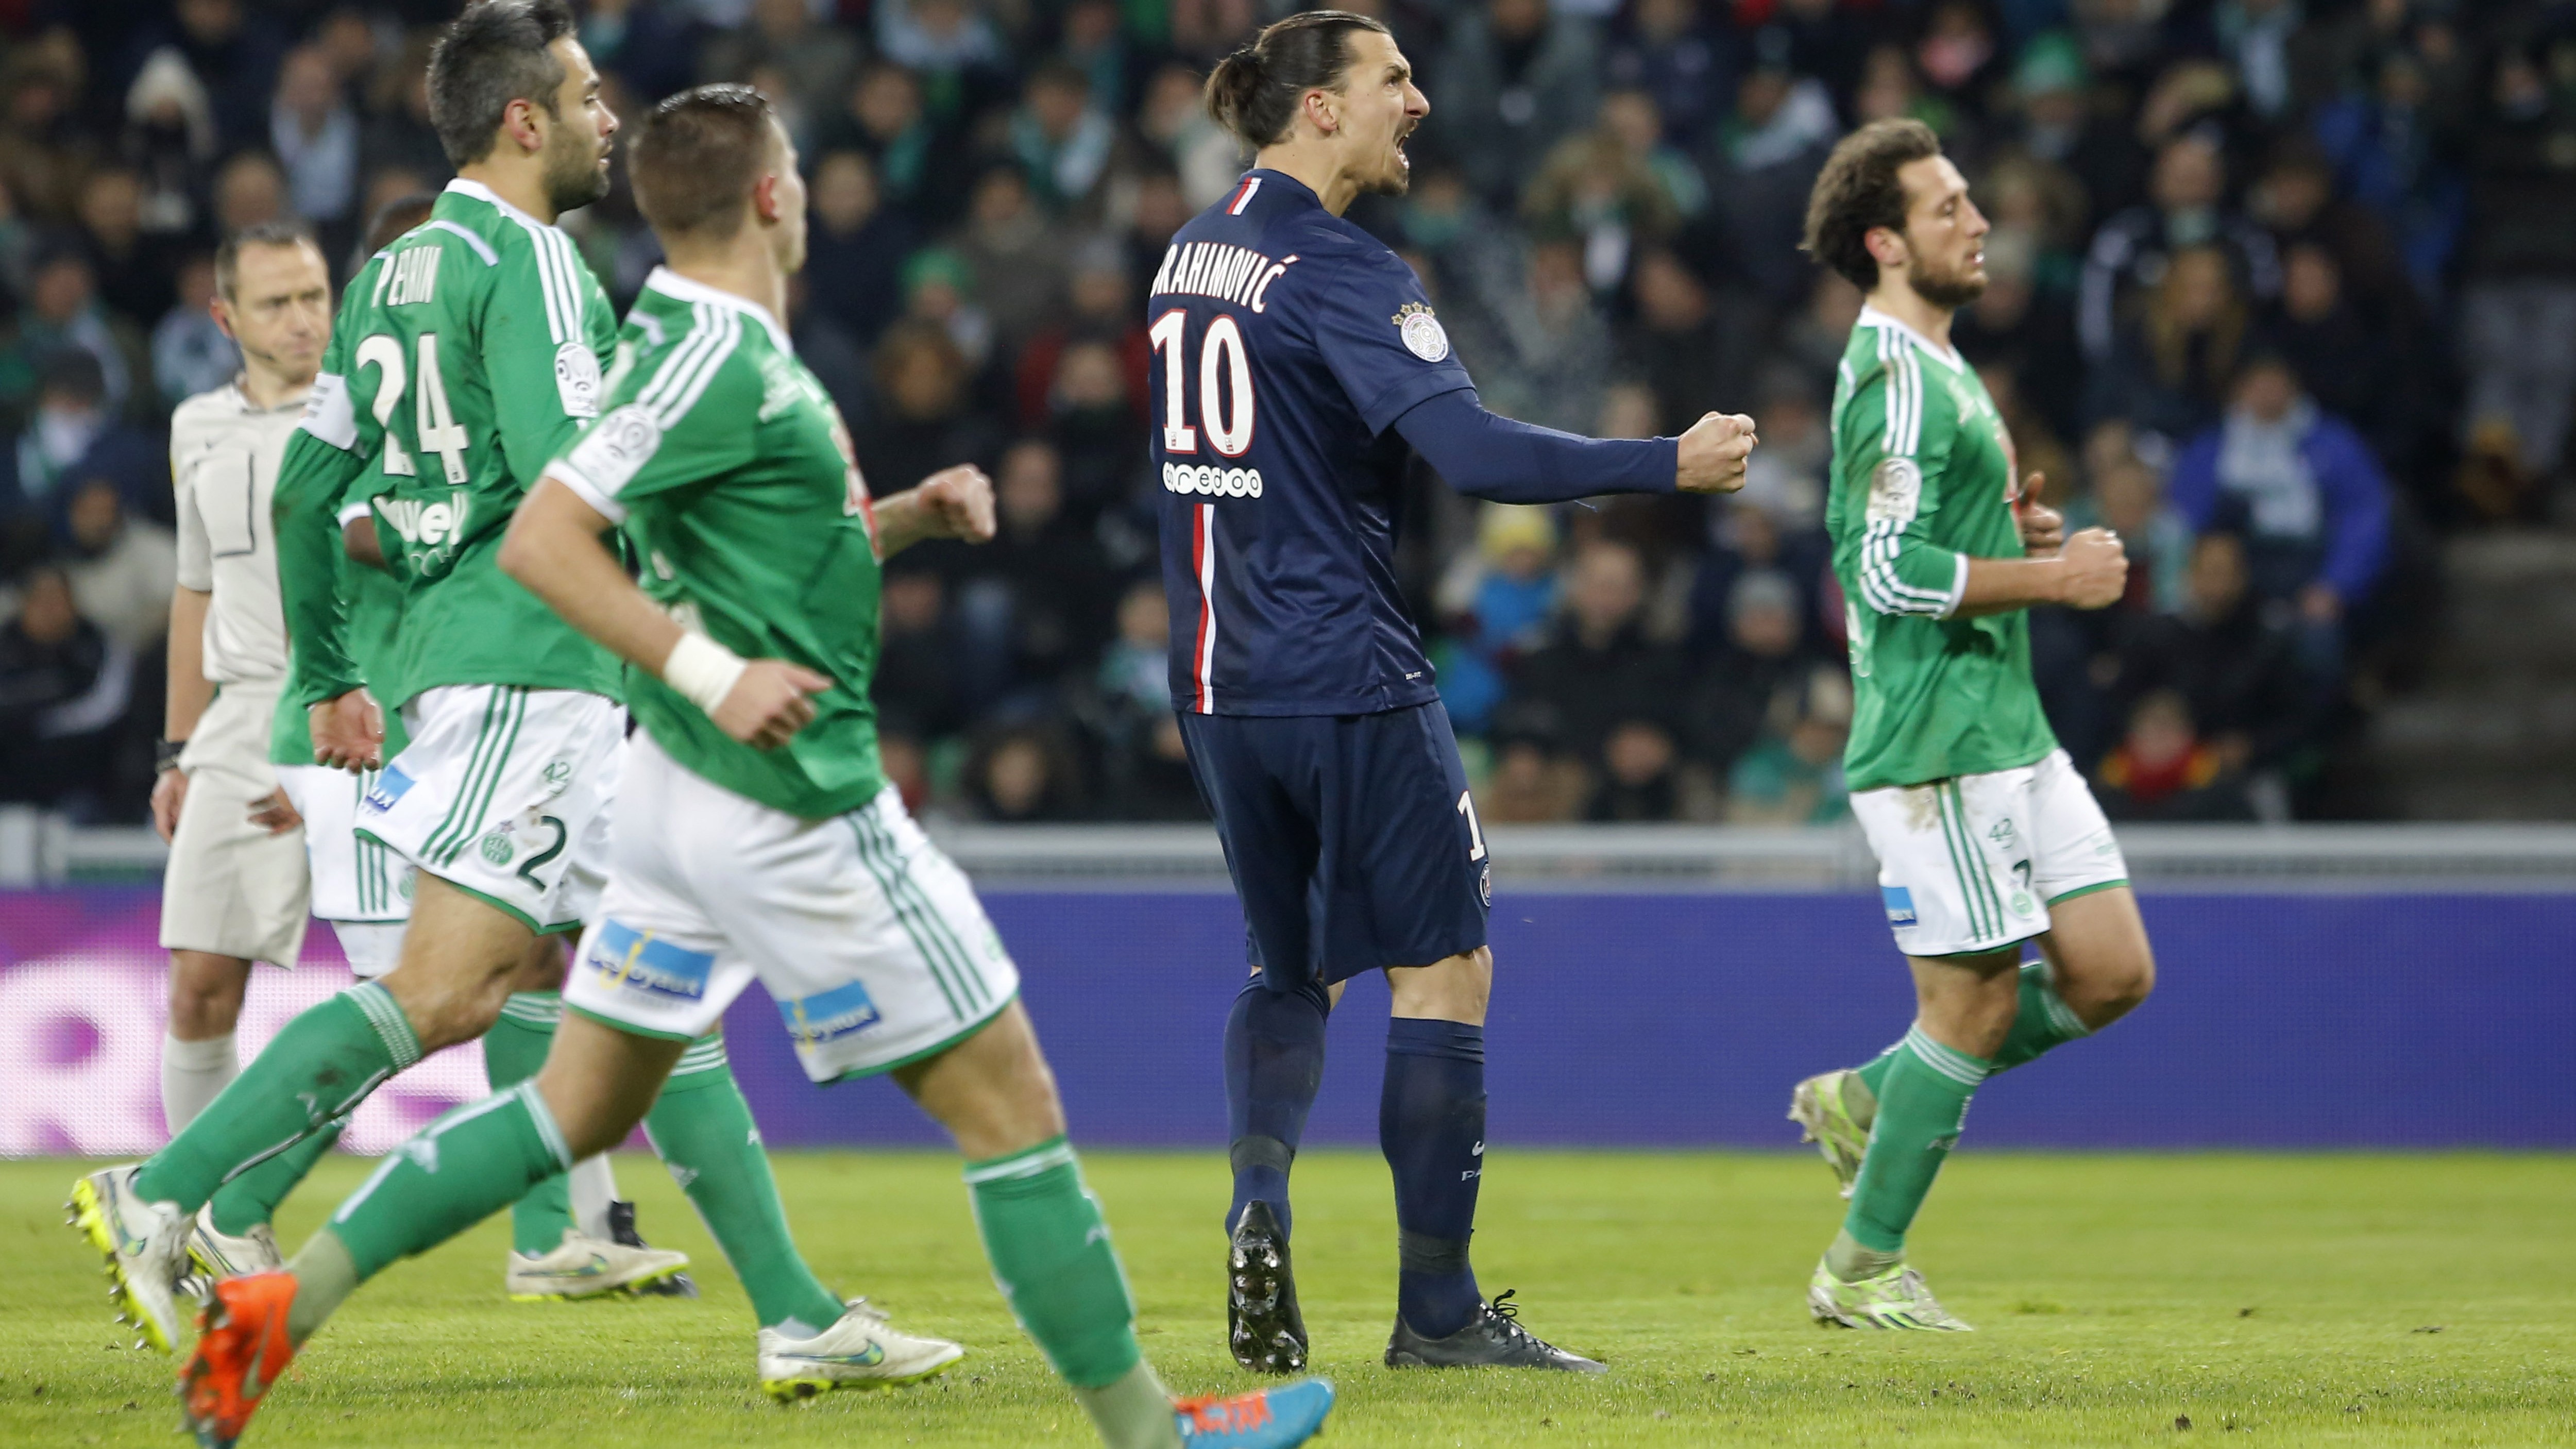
left=548, top=268, right=886, bottom=820
left=276, top=178, right=619, bottom=713
left=269, top=474, right=409, bottom=767
left=1827, top=306, right=2057, bottom=792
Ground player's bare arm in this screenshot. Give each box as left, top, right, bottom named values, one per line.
left=153, top=585, right=217, bottom=841
left=501, top=477, right=827, bottom=750
left=1950, top=526, right=2127, bottom=618
left=871, top=463, right=999, bottom=557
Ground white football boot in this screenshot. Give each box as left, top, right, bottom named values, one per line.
left=758, top=1298, right=965, bottom=1400
left=505, top=1228, right=692, bottom=1301
left=66, top=1164, right=194, bottom=1352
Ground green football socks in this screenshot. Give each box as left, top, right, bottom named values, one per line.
left=135, top=982, right=422, bottom=1214
left=206, top=1117, right=346, bottom=1238
left=485, top=992, right=575, bottom=1255
left=967, top=1137, right=1143, bottom=1390
left=642, top=1034, right=844, bottom=1334
left=1839, top=1027, right=1990, bottom=1268
left=327, top=1080, right=574, bottom=1282
left=1852, top=959, right=2090, bottom=1108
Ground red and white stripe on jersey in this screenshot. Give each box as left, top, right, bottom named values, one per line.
left=1226, top=176, right=1262, bottom=216
left=1191, top=502, right=1217, bottom=713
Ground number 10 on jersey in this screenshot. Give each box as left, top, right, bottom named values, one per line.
left=1150, top=310, right=1256, bottom=458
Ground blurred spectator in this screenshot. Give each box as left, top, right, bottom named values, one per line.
left=1602, top=0, right=1732, bottom=145
left=212, top=150, right=291, bottom=235
left=2215, top=0, right=2304, bottom=121
left=582, top=0, right=705, bottom=100
left=359, top=32, right=450, bottom=188
left=1618, top=249, right=1759, bottom=438
left=704, top=0, right=858, bottom=128
left=1137, top=62, right=1248, bottom=211
left=1044, top=338, right=1145, bottom=524
left=1587, top=718, right=1692, bottom=822
left=132, top=0, right=289, bottom=153
left=805, top=149, right=917, bottom=349
left=2115, top=529, right=2312, bottom=777
left=270, top=45, right=359, bottom=225
left=1955, top=228, right=2083, bottom=444
left=859, top=320, right=1004, bottom=505
left=1009, top=60, right=1118, bottom=214
left=5, top=249, right=148, bottom=422
left=77, top=167, right=181, bottom=332
left=1435, top=0, right=1603, bottom=210
left=2167, top=355, right=2391, bottom=678
left=1725, top=664, right=1852, bottom=825
left=2080, top=131, right=2282, bottom=362
left=951, top=438, right=1115, bottom=707
left=2094, top=688, right=2257, bottom=821
left=2003, top=29, right=2139, bottom=217
left=1688, top=567, right=1812, bottom=775
left=123, top=47, right=218, bottom=238
left=956, top=168, right=1069, bottom=354
left=1479, top=726, right=1590, bottom=824
left=815, top=62, right=966, bottom=230
left=2312, top=46, right=2464, bottom=301
left=1433, top=503, right=1561, bottom=734
left=1506, top=537, right=1686, bottom=770
left=4, top=48, right=99, bottom=223
left=1014, top=240, right=1147, bottom=445
left=874, top=565, right=965, bottom=740
left=7, top=352, right=162, bottom=523
left=1475, top=239, right=1613, bottom=434
left=963, top=724, right=1087, bottom=821
left=873, top=0, right=1011, bottom=137
left=152, top=255, right=239, bottom=406
left=2261, top=240, right=2398, bottom=462
left=2455, top=38, right=2576, bottom=506
left=0, top=563, right=133, bottom=816
left=1706, top=43, right=1840, bottom=303
left=1079, top=578, right=1204, bottom=821
left=2086, top=244, right=2247, bottom=444
left=785, top=274, right=873, bottom=420
left=60, top=477, right=177, bottom=650
left=1521, top=92, right=1690, bottom=292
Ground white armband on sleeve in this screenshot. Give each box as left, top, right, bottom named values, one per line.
left=299, top=373, right=358, bottom=450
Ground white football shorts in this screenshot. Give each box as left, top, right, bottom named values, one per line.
left=357, top=684, right=621, bottom=934
left=1849, top=747, right=2129, bottom=958
left=162, top=683, right=309, bottom=968
left=564, top=732, right=1020, bottom=1083
left=276, top=763, right=413, bottom=978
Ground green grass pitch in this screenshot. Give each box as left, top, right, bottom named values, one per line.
left=7, top=1150, right=2570, bottom=1446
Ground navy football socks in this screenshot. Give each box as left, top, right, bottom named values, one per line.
left=1383, top=1017, right=1487, bottom=1338
left=1223, top=975, right=1331, bottom=1240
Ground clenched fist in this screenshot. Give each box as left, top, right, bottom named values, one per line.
left=2054, top=527, right=2128, bottom=610
left=1676, top=412, right=1758, bottom=494
left=912, top=464, right=997, bottom=544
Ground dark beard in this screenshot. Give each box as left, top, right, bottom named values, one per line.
left=1908, top=264, right=1987, bottom=311
left=543, top=141, right=612, bottom=215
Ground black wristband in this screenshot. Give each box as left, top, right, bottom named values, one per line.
left=156, top=738, right=188, bottom=772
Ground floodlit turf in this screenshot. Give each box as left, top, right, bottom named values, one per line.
left=8, top=1150, right=2571, bottom=1446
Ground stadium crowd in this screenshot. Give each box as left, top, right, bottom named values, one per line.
left=0, top=0, right=2563, bottom=825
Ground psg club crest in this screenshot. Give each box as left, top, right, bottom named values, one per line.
left=1393, top=302, right=1450, bottom=363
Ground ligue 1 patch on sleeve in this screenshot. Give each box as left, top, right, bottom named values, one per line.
left=362, top=764, right=415, bottom=815
left=778, top=979, right=884, bottom=1046
left=1881, top=885, right=1919, bottom=927
left=566, top=405, right=663, bottom=493
left=554, top=341, right=603, bottom=418
left=1866, top=456, right=1921, bottom=523
left=585, top=918, right=715, bottom=1001
left=1393, top=301, right=1450, bottom=362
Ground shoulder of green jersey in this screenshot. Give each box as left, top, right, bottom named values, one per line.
left=444, top=178, right=602, bottom=418
left=551, top=299, right=754, bottom=523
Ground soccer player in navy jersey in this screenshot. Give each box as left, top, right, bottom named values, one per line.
left=1153, top=11, right=1759, bottom=1375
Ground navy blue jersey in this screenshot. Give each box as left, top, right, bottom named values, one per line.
left=1151, top=169, right=1475, bottom=717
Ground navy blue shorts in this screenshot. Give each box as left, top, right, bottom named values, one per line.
left=1179, top=700, right=1492, bottom=991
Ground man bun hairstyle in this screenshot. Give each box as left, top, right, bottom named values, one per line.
left=631, top=85, right=779, bottom=241
left=1802, top=117, right=1943, bottom=291
left=214, top=220, right=319, bottom=299
left=1205, top=9, right=1391, bottom=149
left=427, top=0, right=577, bottom=167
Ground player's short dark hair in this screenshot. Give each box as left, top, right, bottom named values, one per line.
left=356, top=192, right=438, bottom=269
left=630, top=85, right=780, bottom=241
left=214, top=221, right=320, bottom=299
left=427, top=0, right=577, bottom=167
left=1205, top=10, right=1391, bottom=148
left=1802, top=118, right=1943, bottom=291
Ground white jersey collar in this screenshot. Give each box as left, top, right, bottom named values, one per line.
left=442, top=176, right=551, bottom=231
left=1857, top=304, right=1965, bottom=371
left=642, top=266, right=793, bottom=357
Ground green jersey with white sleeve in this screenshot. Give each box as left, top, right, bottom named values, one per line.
left=274, top=178, right=620, bottom=713
left=1826, top=306, right=2058, bottom=793
left=546, top=268, right=888, bottom=819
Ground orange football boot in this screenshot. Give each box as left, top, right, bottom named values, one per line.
left=177, top=1271, right=300, bottom=1447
